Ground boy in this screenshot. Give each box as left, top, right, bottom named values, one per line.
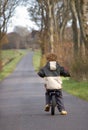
left=37, top=53, right=70, bottom=115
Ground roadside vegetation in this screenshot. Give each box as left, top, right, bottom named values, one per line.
left=33, top=49, right=42, bottom=71
left=33, top=50, right=88, bottom=101
left=0, top=49, right=27, bottom=81
left=63, top=78, right=88, bottom=101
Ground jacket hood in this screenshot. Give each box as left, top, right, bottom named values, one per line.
left=49, top=61, right=57, bottom=70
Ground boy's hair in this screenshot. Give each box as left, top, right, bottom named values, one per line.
left=46, top=53, right=57, bottom=61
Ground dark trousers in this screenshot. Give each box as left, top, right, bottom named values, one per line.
left=45, top=89, right=65, bottom=112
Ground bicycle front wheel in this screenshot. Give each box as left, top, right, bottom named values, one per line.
left=51, top=95, right=56, bottom=115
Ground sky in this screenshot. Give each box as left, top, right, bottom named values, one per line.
left=7, top=6, right=38, bottom=33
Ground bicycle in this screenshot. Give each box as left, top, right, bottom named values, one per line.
left=48, top=90, right=57, bottom=115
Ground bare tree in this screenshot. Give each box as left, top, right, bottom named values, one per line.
left=27, top=0, right=88, bottom=53
left=0, top=0, right=26, bottom=45
left=69, top=0, right=79, bottom=56
left=69, top=0, right=88, bottom=56
left=28, top=0, right=58, bottom=53
left=0, top=0, right=25, bottom=71
left=75, top=0, right=88, bottom=55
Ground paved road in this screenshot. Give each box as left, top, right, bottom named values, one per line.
left=0, top=51, right=88, bottom=130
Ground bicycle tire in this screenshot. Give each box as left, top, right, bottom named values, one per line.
left=51, top=95, right=56, bottom=115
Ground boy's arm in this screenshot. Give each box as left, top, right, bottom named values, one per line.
left=37, top=68, right=45, bottom=78
left=60, top=67, right=70, bottom=77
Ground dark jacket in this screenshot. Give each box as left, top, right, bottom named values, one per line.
left=38, top=61, right=70, bottom=90
left=38, top=61, right=70, bottom=78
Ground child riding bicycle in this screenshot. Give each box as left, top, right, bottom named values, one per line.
left=37, top=53, right=70, bottom=115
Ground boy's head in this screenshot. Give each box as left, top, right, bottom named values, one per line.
left=46, top=53, right=57, bottom=61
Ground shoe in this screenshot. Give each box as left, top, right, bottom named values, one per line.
left=60, top=110, right=67, bottom=115
left=44, top=104, right=50, bottom=112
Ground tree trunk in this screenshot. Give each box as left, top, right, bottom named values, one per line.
left=48, top=0, right=54, bottom=53
left=75, top=0, right=88, bottom=55
left=82, top=0, right=88, bottom=55
left=69, top=0, right=79, bottom=56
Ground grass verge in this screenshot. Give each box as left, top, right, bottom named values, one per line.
left=63, top=78, right=88, bottom=101
left=33, top=49, right=41, bottom=71
left=0, top=49, right=27, bottom=81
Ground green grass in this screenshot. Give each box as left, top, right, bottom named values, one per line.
left=63, top=78, right=88, bottom=101
left=0, top=49, right=27, bottom=80
left=33, top=49, right=41, bottom=71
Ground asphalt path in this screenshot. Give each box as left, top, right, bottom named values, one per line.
left=0, top=51, right=88, bottom=130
